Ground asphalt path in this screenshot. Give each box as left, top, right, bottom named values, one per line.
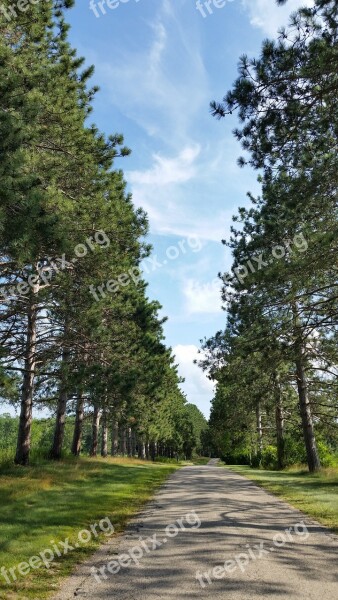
left=52, top=462, right=338, bottom=600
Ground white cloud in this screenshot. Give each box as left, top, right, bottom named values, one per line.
left=128, top=145, right=200, bottom=187
left=127, top=137, right=259, bottom=241
left=82, top=2, right=263, bottom=243
left=127, top=143, right=236, bottom=241
left=173, top=344, right=214, bottom=417
left=183, top=278, right=223, bottom=315
left=149, top=21, right=167, bottom=71
left=241, top=0, right=314, bottom=37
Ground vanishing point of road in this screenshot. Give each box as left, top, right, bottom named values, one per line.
left=53, top=461, right=338, bottom=600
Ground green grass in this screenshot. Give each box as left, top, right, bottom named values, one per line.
left=0, top=456, right=179, bottom=600
left=224, top=464, right=338, bottom=535
left=153, top=456, right=211, bottom=466
left=153, top=456, right=211, bottom=465
left=189, top=457, right=212, bottom=465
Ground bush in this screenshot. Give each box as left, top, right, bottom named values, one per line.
left=222, top=451, right=250, bottom=465
left=261, top=445, right=278, bottom=470
left=317, top=441, right=336, bottom=467
left=284, top=435, right=307, bottom=466
left=251, top=452, right=262, bottom=468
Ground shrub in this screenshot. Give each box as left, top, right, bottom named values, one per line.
left=261, top=445, right=278, bottom=470
left=222, top=451, right=250, bottom=465
left=250, top=452, right=262, bottom=468
left=317, top=441, right=335, bottom=467
left=284, top=435, right=307, bottom=466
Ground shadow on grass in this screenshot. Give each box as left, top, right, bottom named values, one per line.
left=224, top=464, right=338, bottom=534
left=0, top=457, right=177, bottom=598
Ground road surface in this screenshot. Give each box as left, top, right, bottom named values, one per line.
left=53, top=463, right=338, bottom=600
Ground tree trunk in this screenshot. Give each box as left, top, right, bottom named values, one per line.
left=50, top=342, right=70, bottom=460
left=101, top=412, right=108, bottom=457
left=90, top=406, right=101, bottom=457
left=119, top=427, right=127, bottom=455
left=15, top=297, right=37, bottom=466
left=71, top=393, right=85, bottom=456
left=273, top=371, right=285, bottom=470
left=50, top=387, right=68, bottom=460
left=138, top=438, right=146, bottom=459
left=131, top=429, right=137, bottom=457
left=292, top=303, right=321, bottom=472
left=127, top=427, right=132, bottom=457
left=256, top=403, right=263, bottom=455
left=111, top=420, right=119, bottom=456
left=150, top=441, right=156, bottom=461
left=295, top=355, right=321, bottom=472
left=50, top=334, right=71, bottom=460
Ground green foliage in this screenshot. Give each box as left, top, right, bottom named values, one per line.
left=261, top=446, right=278, bottom=470
left=284, top=435, right=307, bottom=467
left=0, top=1, right=201, bottom=466
left=184, top=404, right=208, bottom=455
left=317, top=441, right=336, bottom=468
left=223, top=451, right=251, bottom=466
left=201, top=0, right=338, bottom=473
left=250, top=453, right=262, bottom=469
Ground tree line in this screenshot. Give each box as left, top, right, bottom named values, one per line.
left=0, top=1, right=208, bottom=465
left=0, top=407, right=208, bottom=462
left=200, top=0, right=338, bottom=472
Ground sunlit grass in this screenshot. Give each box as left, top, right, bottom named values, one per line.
left=224, top=464, right=338, bottom=534
left=0, top=456, right=179, bottom=599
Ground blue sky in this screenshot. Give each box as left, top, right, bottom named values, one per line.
left=65, top=0, right=312, bottom=417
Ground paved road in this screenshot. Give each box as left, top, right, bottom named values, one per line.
left=53, top=464, right=338, bottom=600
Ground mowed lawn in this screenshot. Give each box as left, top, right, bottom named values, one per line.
left=0, top=457, right=178, bottom=599
left=224, top=464, right=338, bottom=534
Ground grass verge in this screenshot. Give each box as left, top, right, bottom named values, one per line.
left=224, top=464, right=338, bottom=535
left=189, top=457, right=212, bottom=466
left=0, top=456, right=179, bottom=600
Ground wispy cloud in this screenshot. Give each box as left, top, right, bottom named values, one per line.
left=127, top=144, right=235, bottom=241
left=94, top=2, right=208, bottom=143
left=83, top=1, right=263, bottom=243
left=241, top=0, right=314, bottom=37
left=127, top=135, right=259, bottom=241
left=128, top=145, right=200, bottom=187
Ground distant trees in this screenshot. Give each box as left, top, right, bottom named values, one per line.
left=0, top=408, right=208, bottom=463
left=184, top=404, right=209, bottom=457
left=202, top=0, right=338, bottom=472
left=0, top=1, right=206, bottom=464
